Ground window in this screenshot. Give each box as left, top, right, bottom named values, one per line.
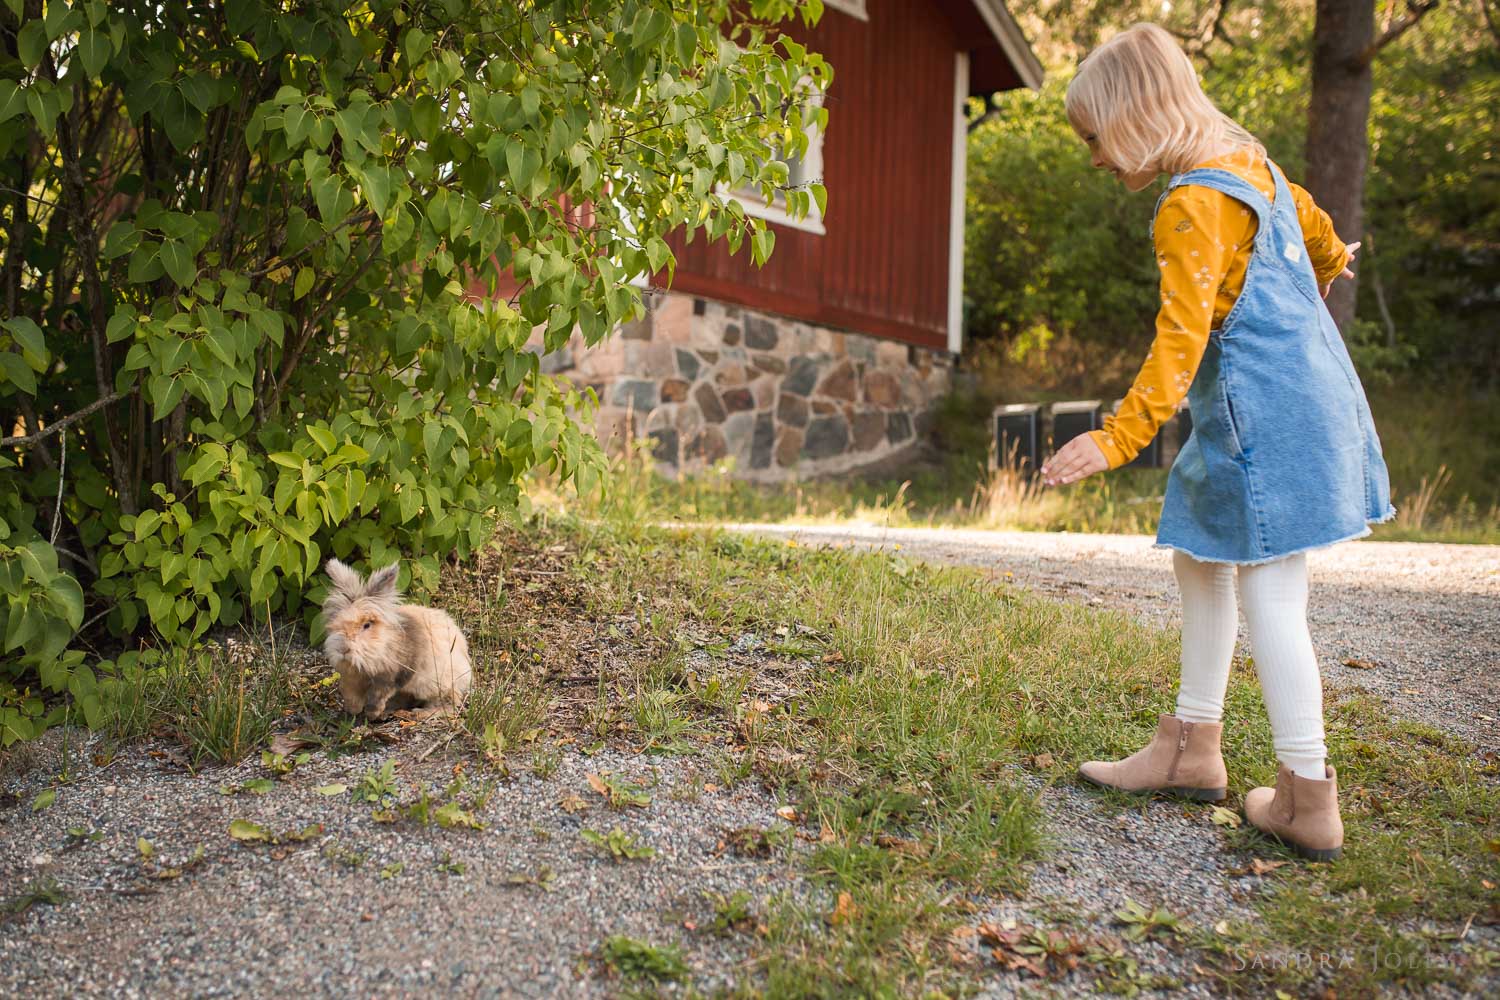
left=724, top=89, right=827, bottom=236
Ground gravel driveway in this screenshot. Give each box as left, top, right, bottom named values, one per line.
left=730, top=524, right=1500, bottom=753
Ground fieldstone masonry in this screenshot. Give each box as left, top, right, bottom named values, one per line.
left=537, top=291, right=952, bottom=480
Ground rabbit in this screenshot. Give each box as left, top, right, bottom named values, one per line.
left=319, top=558, right=472, bottom=720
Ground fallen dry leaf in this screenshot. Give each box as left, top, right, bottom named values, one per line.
left=830, top=891, right=856, bottom=926
left=1032, top=752, right=1055, bottom=770
left=1250, top=858, right=1289, bottom=875
left=775, top=805, right=799, bottom=822
left=1209, top=806, right=1242, bottom=828
left=585, top=773, right=608, bottom=797
left=269, top=732, right=317, bottom=755
left=1341, top=657, right=1378, bottom=670
left=558, top=793, right=589, bottom=814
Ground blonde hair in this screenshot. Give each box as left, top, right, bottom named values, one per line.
left=1065, top=23, right=1263, bottom=176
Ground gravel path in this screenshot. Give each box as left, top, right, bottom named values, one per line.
left=0, top=731, right=805, bottom=998
left=730, top=524, right=1500, bottom=753
left=3, top=527, right=1495, bottom=997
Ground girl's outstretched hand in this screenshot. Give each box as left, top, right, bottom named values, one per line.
left=1320, top=240, right=1361, bottom=299
left=1041, top=434, right=1109, bottom=486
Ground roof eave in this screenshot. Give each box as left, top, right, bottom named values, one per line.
left=969, top=0, right=1044, bottom=91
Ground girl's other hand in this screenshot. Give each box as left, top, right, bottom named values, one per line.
left=1040, top=434, right=1109, bottom=486
left=1320, top=240, right=1361, bottom=299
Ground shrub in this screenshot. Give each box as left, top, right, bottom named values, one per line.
left=0, top=0, right=830, bottom=743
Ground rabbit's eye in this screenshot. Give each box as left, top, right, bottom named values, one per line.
left=361, top=621, right=372, bottom=630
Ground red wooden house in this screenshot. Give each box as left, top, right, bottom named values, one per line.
left=546, top=0, right=1041, bottom=478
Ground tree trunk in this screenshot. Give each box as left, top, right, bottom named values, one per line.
left=1305, top=0, right=1375, bottom=336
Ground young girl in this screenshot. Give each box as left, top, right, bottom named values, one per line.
left=1040, top=24, right=1395, bottom=862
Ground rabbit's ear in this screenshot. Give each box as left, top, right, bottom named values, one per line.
left=325, top=558, right=363, bottom=595
left=366, top=563, right=401, bottom=600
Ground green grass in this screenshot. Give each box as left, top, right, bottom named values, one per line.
left=565, top=381, right=1500, bottom=544
left=539, top=511, right=1497, bottom=995
left=96, top=633, right=312, bottom=767
left=31, top=465, right=1492, bottom=994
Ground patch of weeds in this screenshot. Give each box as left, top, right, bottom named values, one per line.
left=227, top=819, right=324, bottom=845
left=462, top=660, right=547, bottom=767
left=323, top=842, right=367, bottom=868
left=398, top=775, right=488, bottom=830
left=979, top=921, right=1094, bottom=979
left=504, top=865, right=557, bottom=890
left=218, top=778, right=275, bottom=796
left=379, top=861, right=404, bottom=880
left=2, top=877, right=68, bottom=918
left=581, top=827, right=656, bottom=862
left=261, top=750, right=310, bottom=776
left=586, top=770, right=652, bottom=809
left=707, top=889, right=757, bottom=936
left=140, top=844, right=207, bottom=881
left=712, top=751, right=754, bottom=790
left=353, top=760, right=398, bottom=803
left=631, top=688, right=700, bottom=754
left=530, top=746, right=561, bottom=779
left=100, top=640, right=304, bottom=766
left=689, top=667, right=751, bottom=718
left=62, top=826, right=103, bottom=851
left=725, top=825, right=792, bottom=858
left=669, top=770, right=703, bottom=802
left=434, top=851, right=465, bottom=875
left=599, top=934, right=689, bottom=985
left=433, top=800, right=483, bottom=830
left=1113, top=899, right=1183, bottom=941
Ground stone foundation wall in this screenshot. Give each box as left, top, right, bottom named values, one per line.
left=540, top=291, right=952, bottom=480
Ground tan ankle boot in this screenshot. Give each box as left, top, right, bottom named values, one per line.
left=1077, top=714, right=1228, bottom=801
left=1244, top=764, right=1344, bottom=861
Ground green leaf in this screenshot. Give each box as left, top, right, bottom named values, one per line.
left=78, top=28, right=110, bottom=77
left=293, top=267, right=314, bottom=300
left=646, top=237, right=671, bottom=275
left=0, top=81, right=25, bottom=123
left=674, top=22, right=697, bottom=67
left=403, top=27, right=429, bottom=66
left=17, top=21, right=46, bottom=72
left=228, top=818, right=271, bottom=842
left=315, top=783, right=347, bottom=796
left=4, top=317, right=47, bottom=366
left=306, top=425, right=336, bottom=454
left=160, top=240, right=197, bottom=288
left=32, top=788, right=56, bottom=812
left=0, top=351, right=37, bottom=394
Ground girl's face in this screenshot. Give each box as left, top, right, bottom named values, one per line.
left=1081, top=133, right=1158, bottom=192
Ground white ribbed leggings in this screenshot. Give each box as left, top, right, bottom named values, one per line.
left=1172, top=550, right=1328, bottom=779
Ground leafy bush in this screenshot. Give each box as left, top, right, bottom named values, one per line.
left=0, top=0, right=830, bottom=743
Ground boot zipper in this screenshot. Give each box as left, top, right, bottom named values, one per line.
left=1167, top=724, right=1190, bottom=782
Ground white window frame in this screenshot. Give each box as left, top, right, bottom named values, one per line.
left=721, top=88, right=827, bottom=236
left=825, top=0, right=869, bottom=20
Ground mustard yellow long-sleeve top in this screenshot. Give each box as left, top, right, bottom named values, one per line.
left=1088, top=148, right=1352, bottom=468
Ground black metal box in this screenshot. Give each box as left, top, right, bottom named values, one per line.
left=992, top=403, right=1042, bottom=473
left=1049, top=400, right=1104, bottom=450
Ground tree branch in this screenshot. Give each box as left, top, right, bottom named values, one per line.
left=1361, top=0, right=1440, bottom=64
left=1, top=388, right=136, bottom=447
left=47, top=54, right=139, bottom=515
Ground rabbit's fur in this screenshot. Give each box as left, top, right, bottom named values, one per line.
left=320, top=559, right=472, bottom=719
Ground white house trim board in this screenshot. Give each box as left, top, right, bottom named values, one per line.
left=947, top=50, right=969, bottom=356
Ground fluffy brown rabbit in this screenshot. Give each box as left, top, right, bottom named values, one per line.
left=320, top=559, right=472, bottom=720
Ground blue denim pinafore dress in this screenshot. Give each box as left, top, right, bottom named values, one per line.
left=1155, top=160, right=1396, bottom=565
